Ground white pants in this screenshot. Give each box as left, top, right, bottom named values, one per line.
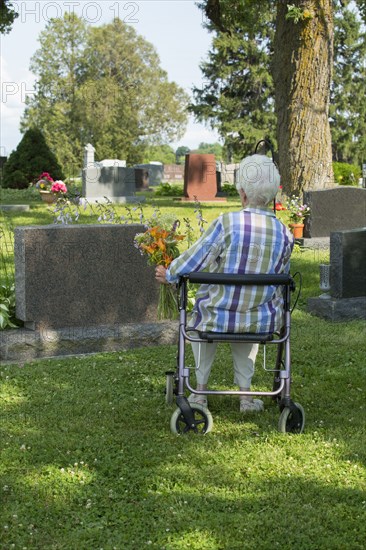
left=191, top=341, right=259, bottom=389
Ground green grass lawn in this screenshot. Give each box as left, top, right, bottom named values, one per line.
left=1, top=190, right=365, bottom=549
left=1, top=321, right=365, bottom=549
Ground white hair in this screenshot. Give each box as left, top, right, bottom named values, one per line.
left=235, top=154, right=280, bottom=206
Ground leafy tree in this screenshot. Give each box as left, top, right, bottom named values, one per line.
left=22, top=15, right=189, bottom=172
left=175, top=146, right=190, bottom=164
left=0, top=0, right=18, bottom=34
left=191, top=142, right=224, bottom=159
left=21, top=14, right=88, bottom=175
left=141, top=144, right=176, bottom=164
left=2, top=128, right=63, bottom=189
left=195, top=1, right=366, bottom=192
left=331, top=6, right=366, bottom=165
left=80, top=18, right=189, bottom=165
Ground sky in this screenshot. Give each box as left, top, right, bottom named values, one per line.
left=0, top=0, right=220, bottom=157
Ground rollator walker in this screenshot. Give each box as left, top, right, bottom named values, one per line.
left=165, top=271, right=305, bottom=435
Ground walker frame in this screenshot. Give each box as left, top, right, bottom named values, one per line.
left=166, top=272, right=305, bottom=435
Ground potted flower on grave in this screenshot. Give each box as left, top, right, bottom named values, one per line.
left=36, top=172, right=68, bottom=203
left=286, top=195, right=310, bottom=238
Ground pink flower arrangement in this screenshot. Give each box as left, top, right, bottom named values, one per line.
left=36, top=172, right=67, bottom=195
left=51, top=181, right=67, bottom=194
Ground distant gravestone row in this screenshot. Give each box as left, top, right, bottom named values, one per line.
left=82, top=144, right=140, bottom=203
left=81, top=144, right=234, bottom=203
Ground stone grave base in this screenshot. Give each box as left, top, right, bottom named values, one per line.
left=307, top=296, right=366, bottom=321
left=296, top=237, right=330, bottom=249
left=82, top=196, right=144, bottom=204
left=174, top=197, right=227, bottom=203
left=1, top=205, right=30, bottom=212
left=0, top=321, right=178, bottom=363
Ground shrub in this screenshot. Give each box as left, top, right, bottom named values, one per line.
left=333, top=162, right=361, bottom=186
left=3, top=128, right=63, bottom=189
left=154, top=182, right=183, bottom=197
left=3, top=169, right=29, bottom=188
left=221, top=183, right=239, bottom=196
left=0, top=283, right=19, bottom=329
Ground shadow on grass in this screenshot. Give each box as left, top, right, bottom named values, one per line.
left=1, top=337, right=365, bottom=548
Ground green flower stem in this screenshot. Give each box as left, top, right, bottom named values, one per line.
left=157, top=284, right=178, bottom=320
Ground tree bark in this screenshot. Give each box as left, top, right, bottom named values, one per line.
left=273, top=0, right=334, bottom=194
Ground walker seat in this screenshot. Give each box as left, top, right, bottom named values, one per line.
left=166, top=271, right=305, bottom=435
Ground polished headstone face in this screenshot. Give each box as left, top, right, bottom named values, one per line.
left=330, top=228, right=366, bottom=299
left=82, top=166, right=137, bottom=200
left=163, top=164, right=184, bottom=182
left=303, top=187, right=366, bottom=238
left=184, top=154, right=218, bottom=200
left=307, top=227, right=366, bottom=321
left=134, top=163, right=164, bottom=186
left=14, top=224, right=160, bottom=329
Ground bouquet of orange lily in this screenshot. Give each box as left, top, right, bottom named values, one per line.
left=134, top=216, right=185, bottom=320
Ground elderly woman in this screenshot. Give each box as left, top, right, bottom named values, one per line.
left=155, top=154, right=294, bottom=413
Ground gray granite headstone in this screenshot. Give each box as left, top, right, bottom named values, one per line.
left=82, top=165, right=139, bottom=203
left=14, top=224, right=160, bottom=329
left=330, top=228, right=366, bottom=298
left=307, top=227, right=366, bottom=320
left=303, top=187, right=366, bottom=238
left=134, top=163, right=164, bottom=186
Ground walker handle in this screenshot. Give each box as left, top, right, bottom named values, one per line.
left=184, top=272, right=293, bottom=286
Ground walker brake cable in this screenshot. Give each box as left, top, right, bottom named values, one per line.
left=290, top=271, right=302, bottom=313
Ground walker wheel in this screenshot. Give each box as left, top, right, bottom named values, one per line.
left=278, top=402, right=305, bottom=434
left=170, top=404, right=213, bottom=435
left=165, top=372, right=175, bottom=406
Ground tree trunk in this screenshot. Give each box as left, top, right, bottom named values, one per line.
left=273, top=0, right=334, bottom=194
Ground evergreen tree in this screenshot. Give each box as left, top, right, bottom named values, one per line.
left=2, top=128, right=63, bottom=189
left=191, top=1, right=276, bottom=161
left=331, top=6, right=366, bottom=165
left=0, top=0, right=18, bottom=34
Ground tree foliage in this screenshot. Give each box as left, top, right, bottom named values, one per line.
left=194, top=0, right=365, bottom=192
left=191, top=1, right=276, bottom=161
left=141, top=144, right=176, bottom=164
left=175, top=146, right=191, bottom=164
left=2, top=128, right=63, bottom=189
left=191, top=142, right=224, bottom=159
left=331, top=6, right=366, bottom=164
left=0, top=0, right=18, bottom=34
left=21, top=14, right=189, bottom=173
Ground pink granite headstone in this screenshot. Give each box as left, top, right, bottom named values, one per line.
left=183, top=154, right=221, bottom=201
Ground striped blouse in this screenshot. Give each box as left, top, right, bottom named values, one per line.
left=166, top=207, right=294, bottom=334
